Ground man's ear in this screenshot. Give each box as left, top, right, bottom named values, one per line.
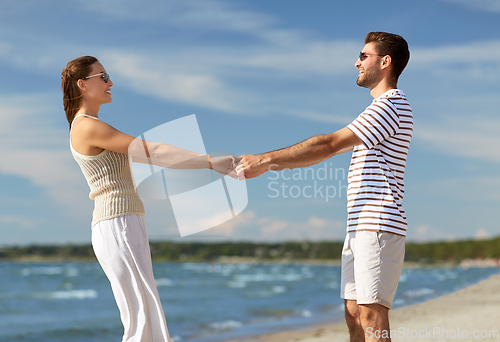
left=381, top=55, right=392, bottom=70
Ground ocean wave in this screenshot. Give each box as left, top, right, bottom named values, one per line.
left=246, top=286, right=287, bottom=298
left=302, top=310, right=312, bottom=317
left=207, top=320, right=243, bottom=331
left=272, top=285, right=287, bottom=294
left=434, top=270, right=459, bottom=281
left=65, top=267, right=79, bottom=277
left=21, top=266, right=64, bottom=276
left=181, top=262, right=249, bottom=276
left=181, top=262, right=207, bottom=272
left=326, top=281, right=339, bottom=289
left=21, top=266, right=80, bottom=277
left=33, top=289, right=98, bottom=300
left=234, top=272, right=303, bottom=283
left=227, top=280, right=247, bottom=288
left=155, top=278, right=174, bottom=287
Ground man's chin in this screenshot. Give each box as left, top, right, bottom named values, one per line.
left=356, top=76, right=375, bottom=89
left=356, top=79, right=368, bottom=88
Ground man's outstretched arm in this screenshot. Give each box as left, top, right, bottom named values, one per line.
left=237, top=127, right=361, bottom=179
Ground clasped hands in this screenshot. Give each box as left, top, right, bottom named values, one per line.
left=211, top=154, right=267, bottom=181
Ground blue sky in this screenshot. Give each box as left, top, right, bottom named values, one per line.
left=0, top=0, right=499, bottom=245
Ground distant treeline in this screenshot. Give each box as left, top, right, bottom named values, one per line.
left=405, top=237, right=500, bottom=262
left=1, top=237, right=499, bottom=263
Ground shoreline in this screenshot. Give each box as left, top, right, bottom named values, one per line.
left=225, top=274, right=500, bottom=342
left=1, top=255, right=487, bottom=268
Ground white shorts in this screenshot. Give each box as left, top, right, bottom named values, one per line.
left=92, top=215, right=171, bottom=342
left=340, top=230, right=405, bottom=309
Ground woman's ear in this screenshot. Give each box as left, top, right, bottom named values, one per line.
left=77, top=79, right=86, bottom=91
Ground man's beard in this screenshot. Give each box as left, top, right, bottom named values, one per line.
left=356, top=69, right=381, bottom=89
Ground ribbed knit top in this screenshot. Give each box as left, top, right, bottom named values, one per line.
left=70, top=114, right=145, bottom=227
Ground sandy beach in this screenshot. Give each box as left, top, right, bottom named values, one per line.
left=228, top=274, right=500, bottom=342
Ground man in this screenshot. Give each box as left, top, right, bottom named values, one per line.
left=236, top=32, right=411, bottom=342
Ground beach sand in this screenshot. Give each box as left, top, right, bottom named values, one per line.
left=228, top=274, right=500, bottom=342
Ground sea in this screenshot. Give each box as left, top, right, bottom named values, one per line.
left=1, top=261, right=499, bottom=342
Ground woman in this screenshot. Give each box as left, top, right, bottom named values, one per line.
left=61, top=56, right=236, bottom=342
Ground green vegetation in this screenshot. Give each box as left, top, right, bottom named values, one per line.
left=0, top=244, right=96, bottom=261
left=405, top=237, right=500, bottom=263
left=148, top=241, right=344, bottom=261
left=1, top=237, right=499, bottom=263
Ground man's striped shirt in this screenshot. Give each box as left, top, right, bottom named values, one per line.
left=346, top=89, right=413, bottom=236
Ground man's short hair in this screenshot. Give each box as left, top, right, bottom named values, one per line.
left=365, top=32, right=410, bottom=81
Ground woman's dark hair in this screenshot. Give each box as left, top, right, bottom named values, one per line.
left=61, top=56, right=98, bottom=128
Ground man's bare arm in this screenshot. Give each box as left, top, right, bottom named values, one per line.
left=237, top=127, right=361, bottom=179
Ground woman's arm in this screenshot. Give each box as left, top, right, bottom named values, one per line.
left=72, top=117, right=236, bottom=176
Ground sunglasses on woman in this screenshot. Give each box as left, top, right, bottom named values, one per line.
left=81, top=72, right=111, bottom=83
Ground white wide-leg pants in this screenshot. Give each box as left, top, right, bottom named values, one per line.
left=92, top=215, right=171, bottom=342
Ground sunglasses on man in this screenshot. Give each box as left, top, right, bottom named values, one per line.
left=359, top=52, right=386, bottom=61
left=81, top=72, right=111, bottom=83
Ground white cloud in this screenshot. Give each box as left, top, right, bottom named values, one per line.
left=475, top=227, right=490, bottom=240
left=0, top=0, right=362, bottom=123
left=1, top=1, right=499, bottom=174
left=0, top=215, right=39, bottom=230
left=412, top=40, right=500, bottom=64
left=96, top=37, right=500, bottom=129
left=203, top=211, right=346, bottom=241
left=442, top=0, right=500, bottom=13
left=410, top=40, right=500, bottom=82
left=3, top=0, right=498, bottom=129
left=258, top=217, right=289, bottom=237
left=102, top=52, right=251, bottom=113
left=407, top=224, right=499, bottom=242
left=76, top=1, right=500, bottom=80
left=416, top=116, right=500, bottom=163
left=80, top=0, right=360, bottom=78
left=407, top=224, right=458, bottom=242
left=76, top=0, right=325, bottom=49
left=238, top=41, right=360, bottom=74
left=0, top=41, right=11, bottom=55
left=415, top=175, right=500, bottom=203
left=99, top=40, right=359, bottom=120
left=408, top=43, right=500, bottom=163
left=0, top=94, right=92, bottom=218
left=77, top=0, right=276, bottom=36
